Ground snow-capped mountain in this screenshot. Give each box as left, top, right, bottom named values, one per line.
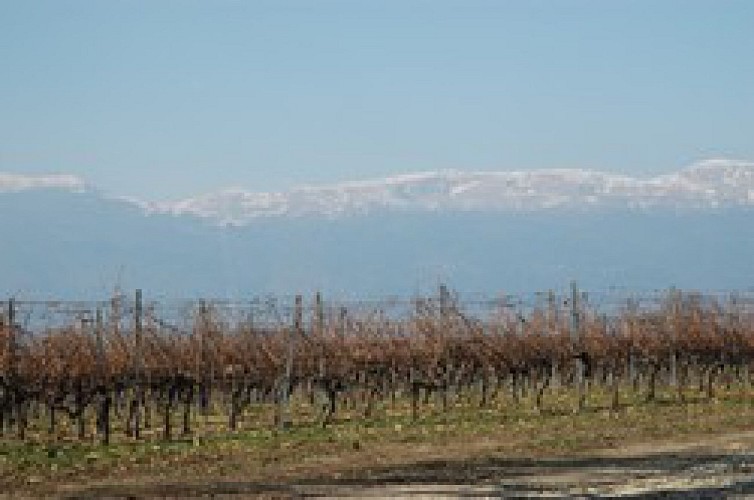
left=4, top=159, right=753, bottom=226
left=1, top=160, right=752, bottom=298
left=135, top=159, right=754, bottom=226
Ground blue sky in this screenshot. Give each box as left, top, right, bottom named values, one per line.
left=1, top=1, right=753, bottom=199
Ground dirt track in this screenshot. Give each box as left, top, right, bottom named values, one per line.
left=45, top=431, right=754, bottom=498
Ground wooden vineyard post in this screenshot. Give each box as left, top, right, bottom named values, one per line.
left=280, top=295, right=301, bottom=430
left=133, top=289, right=143, bottom=439
left=667, top=288, right=678, bottom=390
left=731, top=293, right=749, bottom=401
left=439, top=284, right=452, bottom=413
left=671, top=289, right=684, bottom=402
left=570, top=281, right=585, bottom=412
left=515, top=300, right=525, bottom=402
left=604, top=314, right=620, bottom=410
left=5, top=299, right=12, bottom=438
left=95, top=307, right=105, bottom=375
left=2, top=300, right=11, bottom=438
left=143, top=305, right=153, bottom=432
left=548, top=290, right=560, bottom=390
left=627, top=298, right=639, bottom=393
left=95, top=307, right=111, bottom=444
left=530, top=292, right=546, bottom=411
left=110, top=293, right=119, bottom=337
left=109, top=286, right=123, bottom=427
left=11, top=298, right=27, bottom=440
left=7, top=298, right=23, bottom=440
left=0, top=308, right=4, bottom=437
left=199, top=300, right=209, bottom=425
left=157, top=315, right=174, bottom=441
left=314, top=291, right=324, bottom=336
left=313, top=292, right=324, bottom=411
left=229, top=300, right=242, bottom=433
left=439, top=284, right=450, bottom=318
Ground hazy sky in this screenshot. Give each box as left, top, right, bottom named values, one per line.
left=1, top=1, right=753, bottom=199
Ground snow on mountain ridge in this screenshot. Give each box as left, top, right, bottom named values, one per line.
left=136, top=160, right=754, bottom=225
left=2, top=160, right=752, bottom=225
left=0, top=173, right=87, bottom=193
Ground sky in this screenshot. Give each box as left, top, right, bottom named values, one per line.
left=1, top=1, right=753, bottom=200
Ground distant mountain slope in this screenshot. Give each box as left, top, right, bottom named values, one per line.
left=0, top=162, right=752, bottom=298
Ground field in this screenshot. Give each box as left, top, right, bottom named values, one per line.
left=6, top=388, right=754, bottom=496
left=1, top=285, right=754, bottom=496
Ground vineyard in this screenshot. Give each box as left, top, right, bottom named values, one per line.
left=1, top=284, right=753, bottom=446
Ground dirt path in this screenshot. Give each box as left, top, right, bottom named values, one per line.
left=40, top=430, right=754, bottom=498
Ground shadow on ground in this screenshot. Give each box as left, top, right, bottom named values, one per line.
left=62, top=449, right=754, bottom=498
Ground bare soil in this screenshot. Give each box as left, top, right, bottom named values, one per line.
left=22, top=430, right=754, bottom=499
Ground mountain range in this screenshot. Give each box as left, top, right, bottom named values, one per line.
left=1, top=159, right=752, bottom=299
left=129, top=159, right=754, bottom=225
